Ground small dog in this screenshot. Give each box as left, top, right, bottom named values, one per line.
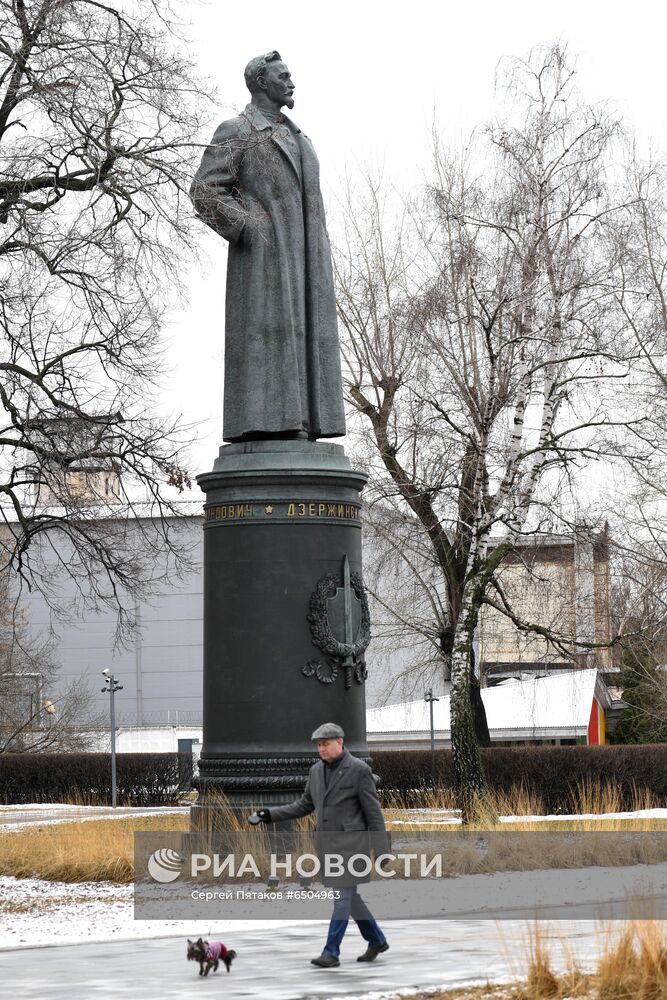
left=187, top=937, right=236, bottom=976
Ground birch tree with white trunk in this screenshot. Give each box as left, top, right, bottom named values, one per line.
left=335, top=44, right=635, bottom=816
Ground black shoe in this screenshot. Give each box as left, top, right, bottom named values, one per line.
left=357, top=942, right=389, bottom=962
left=310, top=953, right=340, bottom=968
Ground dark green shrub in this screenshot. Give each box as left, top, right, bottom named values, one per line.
left=0, top=752, right=193, bottom=805
left=371, top=744, right=667, bottom=811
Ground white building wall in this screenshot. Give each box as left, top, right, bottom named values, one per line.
left=115, top=726, right=202, bottom=754
left=19, top=515, right=205, bottom=726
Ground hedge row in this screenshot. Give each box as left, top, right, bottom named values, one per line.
left=370, top=745, right=667, bottom=811
left=2, top=745, right=664, bottom=811
left=0, top=752, right=193, bottom=806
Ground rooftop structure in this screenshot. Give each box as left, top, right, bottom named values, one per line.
left=367, top=669, right=612, bottom=748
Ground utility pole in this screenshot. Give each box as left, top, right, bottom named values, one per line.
left=424, top=688, right=440, bottom=785
left=101, top=669, right=123, bottom=808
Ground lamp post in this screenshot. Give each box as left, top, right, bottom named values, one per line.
left=424, top=688, right=440, bottom=785
left=101, top=669, right=123, bottom=808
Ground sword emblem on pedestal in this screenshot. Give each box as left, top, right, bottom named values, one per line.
left=304, top=555, right=371, bottom=689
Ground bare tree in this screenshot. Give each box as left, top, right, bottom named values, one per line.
left=597, top=138, right=667, bottom=737
left=605, top=551, right=667, bottom=742
left=0, top=563, right=103, bottom=750
left=335, top=44, right=635, bottom=816
left=605, top=148, right=667, bottom=562
left=0, top=0, right=207, bottom=637
left=0, top=673, right=103, bottom=752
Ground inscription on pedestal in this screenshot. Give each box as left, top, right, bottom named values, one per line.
left=205, top=500, right=362, bottom=524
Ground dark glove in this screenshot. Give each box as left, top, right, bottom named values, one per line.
left=248, top=808, right=272, bottom=825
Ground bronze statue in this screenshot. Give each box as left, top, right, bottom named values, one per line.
left=190, top=52, right=346, bottom=443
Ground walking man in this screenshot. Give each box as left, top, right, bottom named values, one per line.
left=249, top=723, right=389, bottom=968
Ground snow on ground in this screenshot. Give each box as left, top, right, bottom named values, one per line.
left=1, top=804, right=665, bottom=952
left=389, top=808, right=667, bottom=825
left=0, top=804, right=189, bottom=832
left=0, top=874, right=308, bottom=950
left=4, top=802, right=666, bottom=831
left=323, top=984, right=503, bottom=1000
left=501, top=809, right=667, bottom=822
left=0, top=804, right=86, bottom=811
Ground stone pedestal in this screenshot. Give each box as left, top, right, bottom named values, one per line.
left=191, top=440, right=369, bottom=828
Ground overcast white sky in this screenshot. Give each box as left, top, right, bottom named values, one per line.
left=162, top=0, right=667, bottom=483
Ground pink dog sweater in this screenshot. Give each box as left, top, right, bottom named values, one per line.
left=205, top=941, right=228, bottom=962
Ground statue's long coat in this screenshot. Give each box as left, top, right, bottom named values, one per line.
left=190, top=104, right=346, bottom=441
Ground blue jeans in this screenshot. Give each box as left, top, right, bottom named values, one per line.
left=323, top=885, right=386, bottom=958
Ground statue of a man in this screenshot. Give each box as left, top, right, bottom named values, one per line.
left=190, top=52, right=346, bottom=443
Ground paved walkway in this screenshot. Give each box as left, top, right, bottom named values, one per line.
left=0, top=918, right=605, bottom=999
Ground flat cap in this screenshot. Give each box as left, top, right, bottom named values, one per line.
left=311, top=722, right=344, bottom=741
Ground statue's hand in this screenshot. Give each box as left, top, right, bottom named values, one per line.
left=237, top=218, right=253, bottom=248
left=237, top=203, right=270, bottom=249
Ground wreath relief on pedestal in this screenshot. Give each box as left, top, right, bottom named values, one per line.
left=302, top=555, right=371, bottom=689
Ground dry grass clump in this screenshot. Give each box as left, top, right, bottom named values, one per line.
left=399, top=921, right=667, bottom=1000
left=384, top=779, right=664, bottom=832
left=571, top=776, right=625, bottom=817
left=518, top=925, right=561, bottom=998
left=0, top=813, right=189, bottom=883
left=190, top=790, right=318, bottom=882
left=511, top=924, right=592, bottom=999
left=570, top=778, right=659, bottom=823
left=388, top=785, right=460, bottom=811
left=0, top=791, right=319, bottom=885
left=486, top=784, right=546, bottom=820
left=383, top=782, right=545, bottom=820
left=595, top=921, right=667, bottom=999
left=196, top=789, right=316, bottom=834
left=193, top=789, right=247, bottom=833
left=521, top=921, right=667, bottom=1000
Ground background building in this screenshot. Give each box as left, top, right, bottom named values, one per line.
left=367, top=669, right=612, bottom=749
left=5, top=496, right=618, bottom=751
left=12, top=511, right=204, bottom=749
left=478, top=530, right=612, bottom=681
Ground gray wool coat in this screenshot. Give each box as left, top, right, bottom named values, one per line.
left=269, top=750, right=389, bottom=884
left=190, top=104, right=346, bottom=442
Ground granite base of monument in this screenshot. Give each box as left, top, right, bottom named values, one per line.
left=191, top=440, right=370, bottom=831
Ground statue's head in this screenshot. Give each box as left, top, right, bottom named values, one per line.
left=244, top=51, right=295, bottom=110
